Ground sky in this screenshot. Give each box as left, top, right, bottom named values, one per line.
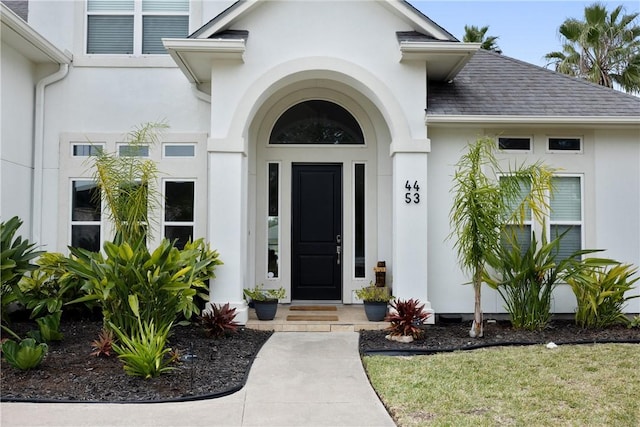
left=408, top=0, right=640, bottom=67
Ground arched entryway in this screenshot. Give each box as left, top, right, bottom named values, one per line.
left=250, top=86, right=387, bottom=303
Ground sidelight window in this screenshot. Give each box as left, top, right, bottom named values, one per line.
left=267, top=163, right=280, bottom=278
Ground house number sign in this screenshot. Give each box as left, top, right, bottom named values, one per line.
left=404, top=180, right=420, bottom=204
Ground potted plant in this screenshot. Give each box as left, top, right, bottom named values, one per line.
left=243, top=284, right=286, bottom=320
left=355, top=283, right=393, bottom=321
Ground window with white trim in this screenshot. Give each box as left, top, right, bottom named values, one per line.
left=267, top=163, right=280, bottom=278
left=498, top=137, right=531, bottom=152
left=72, top=143, right=104, bottom=157
left=500, top=176, right=532, bottom=254
left=354, top=163, right=366, bottom=278
left=548, top=137, right=582, bottom=152
left=500, top=175, right=583, bottom=261
left=549, top=176, right=583, bottom=261
left=163, top=180, right=194, bottom=249
left=86, top=0, right=189, bottom=55
left=71, top=180, right=102, bottom=252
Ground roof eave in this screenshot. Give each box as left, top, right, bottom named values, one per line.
left=1, top=3, right=72, bottom=64
left=163, top=38, right=246, bottom=84
left=426, top=114, right=640, bottom=128
left=400, top=41, right=479, bottom=81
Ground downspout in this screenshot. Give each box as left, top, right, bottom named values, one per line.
left=32, top=63, right=69, bottom=243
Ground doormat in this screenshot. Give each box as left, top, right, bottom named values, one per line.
left=286, top=315, right=339, bottom=321
left=289, top=305, right=338, bottom=311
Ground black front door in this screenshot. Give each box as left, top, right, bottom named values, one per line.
left=291, top=164, right=342, bottom=300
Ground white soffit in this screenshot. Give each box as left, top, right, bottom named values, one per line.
left=163, top=38, right=246, bottom=84
left=400, top=41, right=480, bottom=82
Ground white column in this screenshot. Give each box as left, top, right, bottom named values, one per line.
left=391, top=145, right=435, bottom=323
left=208, top=150, right=249, bottom=324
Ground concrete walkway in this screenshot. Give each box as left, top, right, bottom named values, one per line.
left=1, top=332, right=396, bottom=427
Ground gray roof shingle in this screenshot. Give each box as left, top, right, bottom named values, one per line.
left=427, top=50, right=640, bottom=117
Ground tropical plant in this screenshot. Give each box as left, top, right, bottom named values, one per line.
left=629, top=315, right=640, bottom=328
left=200, top=303, right=239, bottom=338
left=544, top=3, right=640, bottom=94
left=110, top=295, right=174, bottom=379
left=90, top=328, right=114, bottom=357
left=243, top=284, right=286, bottom=301
left=1, top=216, right=43, bottom=332
left=355, top=284, right=394, bottom=303
left=67, top=237, right=220, bottom=336
left=566, top=262, right=639, bottom=328
left=0, top=338, right=48, bottom=371
left=449, top=136, right=554, bottom=337
left=385, top=299, right=430, bottom=338
left=485, top=230, right=607, bottom=330
left=463, top=24, right=501, bottom=53
left=90, top=121, right=167, bottom=246
left=27, top=311, right=64, bottom=342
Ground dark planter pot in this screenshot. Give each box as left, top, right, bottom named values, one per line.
left=363, top=301, right=388, bottom=322
left=253, top=299, right=279, bottom=320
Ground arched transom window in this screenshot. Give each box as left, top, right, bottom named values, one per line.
left=269, top=100, right=364, bottom=145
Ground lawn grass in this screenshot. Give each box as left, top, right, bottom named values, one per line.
left=363, top=344, right=640, bottom=426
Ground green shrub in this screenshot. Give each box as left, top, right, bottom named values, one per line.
left=1, top=216, right=43, bottom=333
left=485, top=230, right=607, bottom=330
left=355, top=284, right=394, bottom=302
left=26, top=311, right=64, bottom=342
left=1, top=338, right=48, bottom=370
left=566, top=263, right=639, bottom=328
left=67, top=237, right=220, bottom=335
left=110, top=295, right=173, bottom=379
left=243, top=284, right=286, bottom=301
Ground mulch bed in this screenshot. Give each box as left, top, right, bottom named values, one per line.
left=2, top=318, right=638, bottom=403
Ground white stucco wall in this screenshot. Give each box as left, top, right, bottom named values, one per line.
left=1, top=41, right=37, bottom=232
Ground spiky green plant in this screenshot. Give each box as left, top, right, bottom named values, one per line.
left=449, top=137, right=554, bottom=337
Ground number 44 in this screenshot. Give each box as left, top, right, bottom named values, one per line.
left=405, top=180, right=419, bottom=191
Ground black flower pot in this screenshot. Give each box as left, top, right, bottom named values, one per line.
left=253, top=300, right=279, bottom=320
left=363, top=301, right=388, bottom=322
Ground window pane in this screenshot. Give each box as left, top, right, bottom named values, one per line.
left=118, top=144, right=149, bottom=157
left=142, top=15, right=189, bottom=54
left=165, top=226, right=193, bottom=250
left=72, top=225, right=101, bottom=252
left=551, top=225, right=581, bottom=261
left=87, top=15, right=134, bottom=54
left=164, top=144, right=195, bottom=157
left=165, top=181, right=194, bottom=222
left=502, top=225, right=531, bottom=255
left=549, top=138, right=581, bottom=151
left=88, top=0, right=134, bottom=12
left=73, top=144, right=103, bottom=157
left=142, top=0, right=189, bottom=12
left=551, top=177, right=581, bottom=221
left=354, top=164, right=365, bottom=278
left=270, top=100, right=364, bottom=145
left=499, top=137, right=530, bottom=151
left=268, top=163, right=279, bottom=278
left=500, top=176, right=531, bottom=221
left=72, top=181, right=101, bottom=221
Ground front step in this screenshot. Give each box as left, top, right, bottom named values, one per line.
left=245, top=304, right=390, bottom=332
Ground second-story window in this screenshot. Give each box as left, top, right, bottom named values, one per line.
left=87, top=0, right=189, bottom=55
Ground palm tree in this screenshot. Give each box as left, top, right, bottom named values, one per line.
left=449, top=137, right=554, bottom=338
left=545, top=3, right=640, bottom=94
left=463, top=25, right=501, bottom=53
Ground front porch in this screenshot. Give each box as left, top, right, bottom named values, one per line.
left=245, top=304, right=390, bottom=332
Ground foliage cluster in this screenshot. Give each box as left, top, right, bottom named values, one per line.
left=243, top=284, right=286, bottom=301
left=355, top=284, right=394, bottom=303
left=200, top=303, right=240, bottom=338
left=385, top=299, right=430, bottom=338
left=0, top=338, right=48, bottom=371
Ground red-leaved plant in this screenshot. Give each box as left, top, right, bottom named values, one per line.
left=200, top=303, right=240, bottom=338
left=90, top=328, right=114, bottom=357
left=385, top=299, right=430, bottom=338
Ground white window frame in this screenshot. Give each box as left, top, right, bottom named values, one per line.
left=162, top=143, right=196, bottom=158
left=85, top=0, right=189, bottom=56
left=117, top=143, right=150, bottom=157
left=162, top=179, right=196, bottom=247
left=497, top=136, right=533, bottom=153
left=352, top=162, right=366, bottom=279
left=266, top=162, right=281, bottom=280
left=547, top=136, right=583, bottom=154
left=546, top=174, right=584, bottom=258
left=69, top=178, right=103, bottom=251
left=71, top=142, right=105, bottom=157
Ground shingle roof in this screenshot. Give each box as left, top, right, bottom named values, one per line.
left=427, top=50, right=640, bottom=118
